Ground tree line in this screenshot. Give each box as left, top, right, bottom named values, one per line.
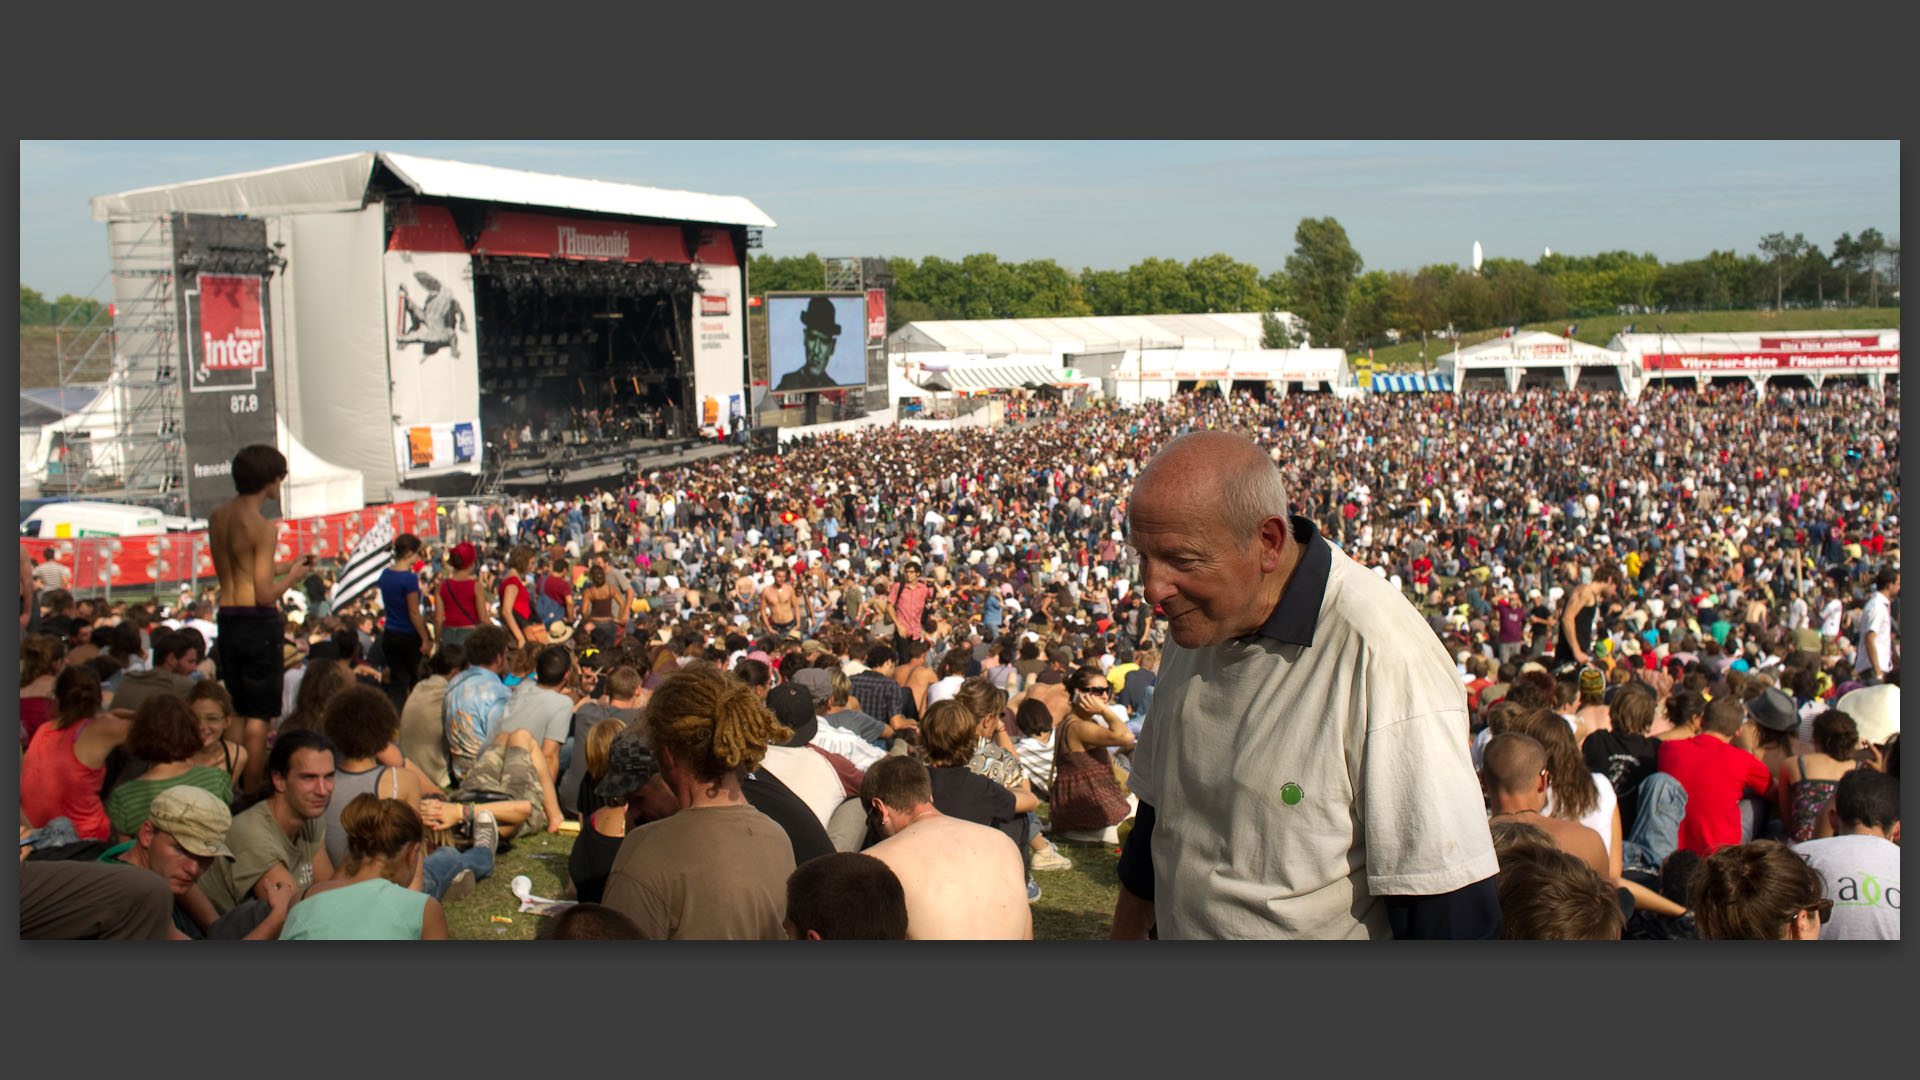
left=748, top=222, right=1899, bottom=350
left=19, top=287, right=108, bottom=328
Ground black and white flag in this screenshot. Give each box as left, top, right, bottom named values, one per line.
left=328, top=516, right=397, bottom=609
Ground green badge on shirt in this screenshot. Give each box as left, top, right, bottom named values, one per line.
left=1280, top=782, right=1304, bottom=806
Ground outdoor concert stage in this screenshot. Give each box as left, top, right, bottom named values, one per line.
left=494, top=433, right=744, bottom=491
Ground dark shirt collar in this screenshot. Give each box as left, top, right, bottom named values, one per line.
left=1238, top=515, right=1331, bottom=648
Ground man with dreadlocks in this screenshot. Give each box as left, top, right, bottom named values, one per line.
left=600, top=665, right=797, bottom=939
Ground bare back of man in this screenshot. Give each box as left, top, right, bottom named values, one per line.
left=1572, top=702, right=1612, bottom=746
left=1498, top=811, right=1610, bottom=877
left=208, top=446, right=310, bottom=793
left=866, top=814, right=1031, bottom=939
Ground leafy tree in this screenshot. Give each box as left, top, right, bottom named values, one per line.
left=1283, top=217, right=1363, bottom=347
left=1185, top=253, right=1269, bottom=314
left=1080, top=268, right=1129, bottom=316
left=1858, top=228, right=1888, bottom=307
left=1124, top=256, right=1199, bottom=316
left=1260, top=312, right=1303, bottom=349
left=21, top=285, right=52, bottom=326
left=1009, top=259, right=1091, bottom=318
left=49, top=294, right=104, bottom=327
left=747, top=252, right=826, bottom=295
left=1444, top=271, right=1498, bottom=332
left=1399, top=264, right=1454, bottom=362
left=1830, top=232, right=1862, bottom=306
left=953, top=253, right=1018, bottom=319
left=1344, top=270, right=1403, bottom=346
left=1792, top=243, right=1832, bottom=306
left=1259, top=269, right=1296, bottom=312
left=1757, top=232, right=1804, bottom=310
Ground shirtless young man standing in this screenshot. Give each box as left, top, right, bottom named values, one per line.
left=1554, top=564, right=1623, bottom=668
left=859, top=756, right=1031, bottom=940
left=759, top=564, right=800, bottom=638
left=208, top=445, right=313, bottom=794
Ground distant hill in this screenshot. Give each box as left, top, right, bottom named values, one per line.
left=20, top=326, right=113, bottom=389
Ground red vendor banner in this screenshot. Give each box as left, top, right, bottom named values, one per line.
left=22, top=498, right=440, bottom=594
left=1758, top=335, right=1879, bottom=350
left=866, top=289, right=887, bottom=342
left=1642, top=350, right=1899, bottom=373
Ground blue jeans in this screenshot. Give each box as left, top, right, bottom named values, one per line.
left=1621, top=772, right=1688, bottom=875
left=422, top=843, right=495, bottom=900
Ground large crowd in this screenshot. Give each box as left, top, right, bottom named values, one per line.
left=18, top=379, right=1901, bottom=939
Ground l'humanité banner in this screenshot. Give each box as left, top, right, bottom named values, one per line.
left=1642, top=350, right=1899, bottom=372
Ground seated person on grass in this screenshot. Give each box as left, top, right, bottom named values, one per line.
left=197, top=729, right=336, bottom=917
left=100, top=785, right=292, bottom=940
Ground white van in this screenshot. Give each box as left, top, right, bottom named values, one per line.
left=20, top=501, right=205, bottom=539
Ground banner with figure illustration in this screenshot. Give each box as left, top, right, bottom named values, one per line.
left=383, top=241, right=482, bottom=477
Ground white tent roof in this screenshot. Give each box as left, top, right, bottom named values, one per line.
left=1121, top=348, right=1347, bottom=381
left=891, top=312, right=1270, bottom=357
left=1442, top=331, right=1627, bottom=369
left=1607, top=330, right=1899, bottom=353
left=92, top=151, right=776, bottom=229
left=918, top=363, right=1079, bottom=392
left=277, top=416, right=365, bottom=520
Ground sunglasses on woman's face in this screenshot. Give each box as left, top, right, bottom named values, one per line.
left=1805, top=899, right=1834, bottom=921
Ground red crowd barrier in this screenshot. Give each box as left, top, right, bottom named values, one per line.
left=21, top=498, right=439, bottom=594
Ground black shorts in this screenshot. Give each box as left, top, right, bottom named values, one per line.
left=216, top=607, right=285, bottom=720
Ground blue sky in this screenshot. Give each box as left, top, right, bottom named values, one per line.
left=20, top=140, right=1899, bottom=299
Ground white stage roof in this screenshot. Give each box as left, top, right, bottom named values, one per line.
left=93, top=151, right=776, bottom=229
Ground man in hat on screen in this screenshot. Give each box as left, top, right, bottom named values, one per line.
left=775, top=297, right=844, bottom=392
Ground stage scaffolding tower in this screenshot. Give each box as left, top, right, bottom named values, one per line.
left=76, top=214, right=189, bottom=512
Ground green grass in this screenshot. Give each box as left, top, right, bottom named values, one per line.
left=1363, top=307, right=1900, bottom=372
left=442, top=828, right=576, bottom=941
left=439, top=817, right=1126, bottom=941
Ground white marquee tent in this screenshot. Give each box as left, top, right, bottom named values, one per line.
left=1608, top=329, right=1898, bottom=390
left=1435, top=331, right=1637, bottom=396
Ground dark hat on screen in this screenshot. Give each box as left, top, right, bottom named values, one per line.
left=800, top=296, right=841, bottom=336
left=594, top=732, right=659, bottom=802
left=1745, top=687, right=1799, bottom=733
left=767, top=682, right=817, bottom=746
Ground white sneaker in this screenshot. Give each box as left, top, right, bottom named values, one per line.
left=442, top=868, right=477, bottom=903
left=1029, top=842, right=1075, bottom=872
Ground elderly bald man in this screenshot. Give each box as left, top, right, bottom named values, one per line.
left=1112, top=431, right=1501, bottom=939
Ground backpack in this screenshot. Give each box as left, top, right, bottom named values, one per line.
left=532, top=574, right=566, bottom=625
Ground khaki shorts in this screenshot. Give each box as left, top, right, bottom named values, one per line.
left=458, top=743, right=547, bottom=833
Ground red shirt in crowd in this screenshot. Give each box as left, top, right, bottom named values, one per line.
left=1657, top=733, right=1775, bottom=856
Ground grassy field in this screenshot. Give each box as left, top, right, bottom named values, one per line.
left=20, top=325, right=114, bottom=389
left=1365, top=306, right=1900, bottom=372
left=441, top=811, right=1124, bottom=941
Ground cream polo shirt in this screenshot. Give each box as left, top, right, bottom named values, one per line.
left=1128, top=517, right=1499, bottom=939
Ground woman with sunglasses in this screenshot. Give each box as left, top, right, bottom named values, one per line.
left=1691, top=839, right=1829, bottom=940
left=1047, top=665, right=1137, bottom=845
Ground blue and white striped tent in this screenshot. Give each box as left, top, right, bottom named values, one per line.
left=1368, top=372, right=1452, bottom=393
